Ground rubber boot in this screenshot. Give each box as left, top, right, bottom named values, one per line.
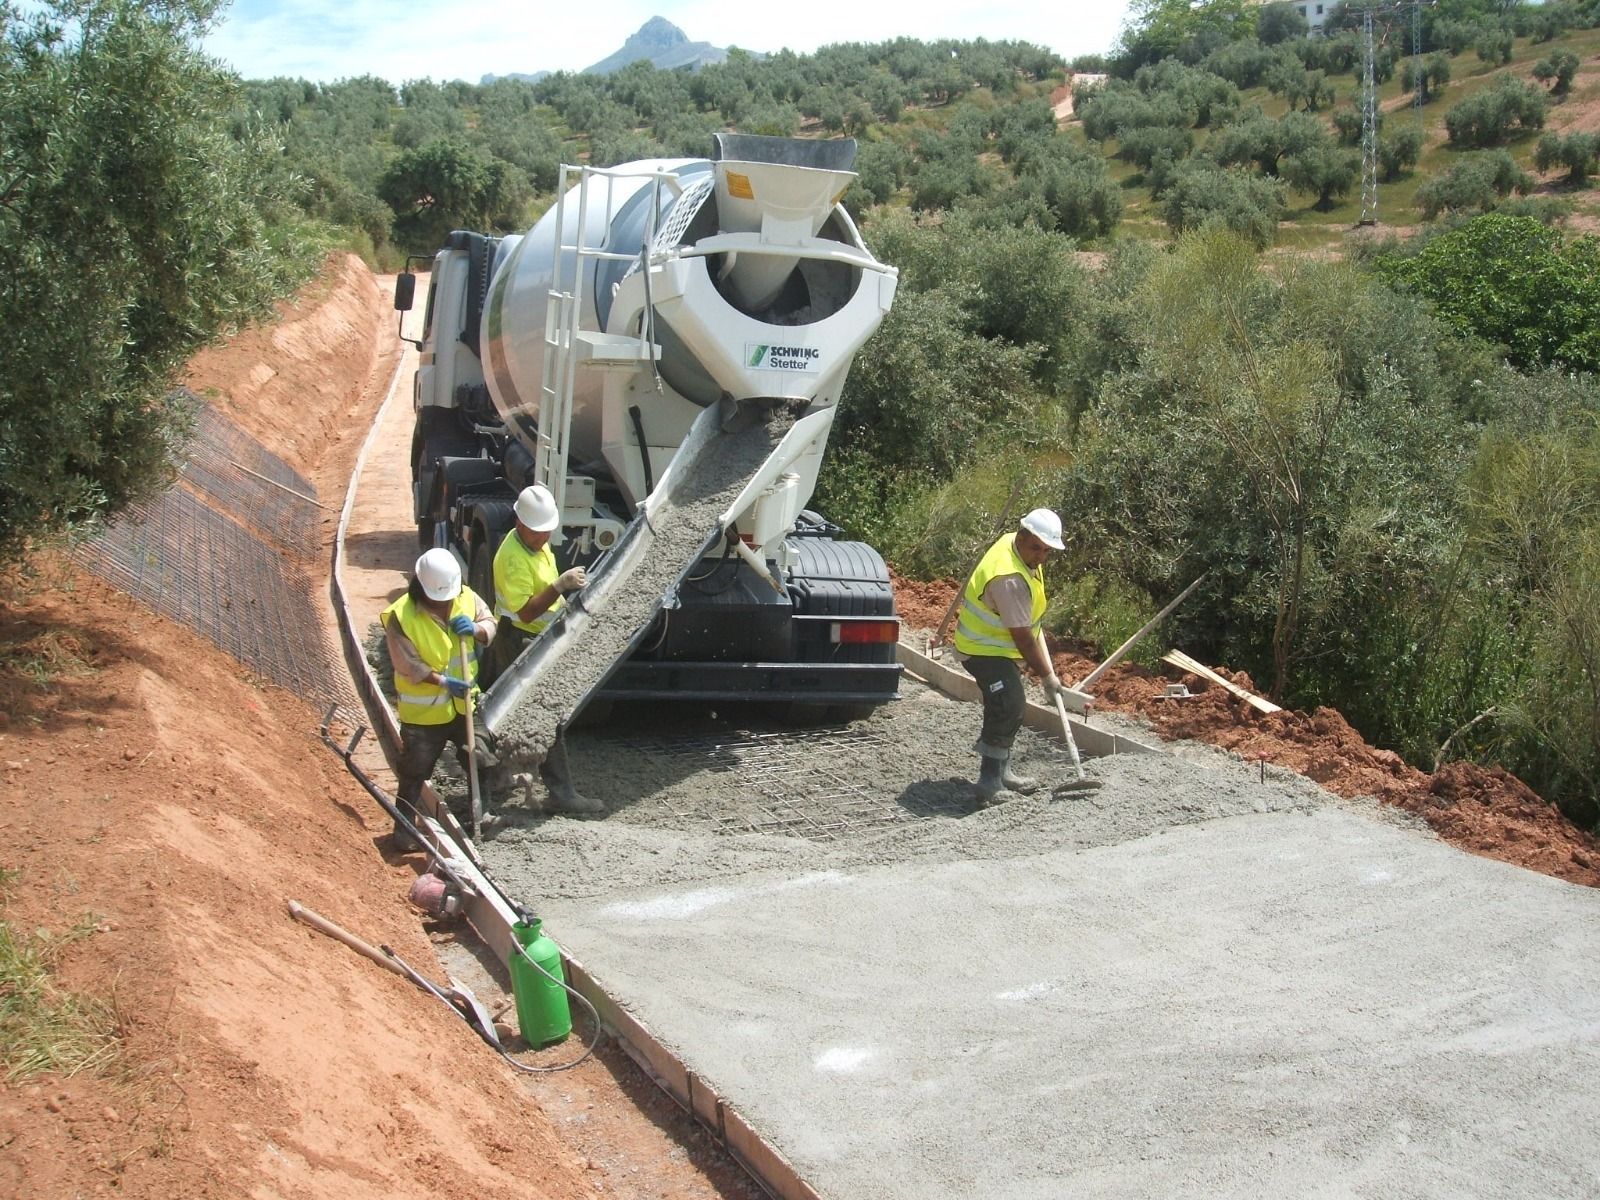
left=975, top=753, right=1009, bottom=804
left=1002, top=759, right=1039, bottom=795
left=541, top=739, right=604, bottom=816
left=390, top=817, right=421, bottom=853
left=543, top=774, right=604, bottom=815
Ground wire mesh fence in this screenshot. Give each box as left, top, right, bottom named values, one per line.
left=76, top=391, right=355, bottom=712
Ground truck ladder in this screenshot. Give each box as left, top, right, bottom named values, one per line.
left=536, top=164, right=679, bottom=540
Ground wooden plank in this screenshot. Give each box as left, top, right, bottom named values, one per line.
left=688, top=1072, right=725, bottom=1137
left=722, top=1107, right=824, bottom=1200
left=1161, top=649, right=1281, bottom=714
left=896, top=641, right=1161, bottom=758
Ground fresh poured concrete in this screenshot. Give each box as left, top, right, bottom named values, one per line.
left=487, top=700, right=1600, bottom=1198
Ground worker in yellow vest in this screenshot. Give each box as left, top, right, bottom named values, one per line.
left=487, top=484, right=600, bottom=815
left=952, top=508, right=1069, bottom=802
left=485, top=484, right=587, bottom=682
left=381, top=547, right=497, bottom=848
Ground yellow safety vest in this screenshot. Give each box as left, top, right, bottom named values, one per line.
left=382, top=589, right=483, bottom=725
left=493, top=529, right=563, bottom=635
left=952, top=533, right=1046, bottom=660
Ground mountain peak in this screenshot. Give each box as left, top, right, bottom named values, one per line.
left=582, top=16, right=750, bottom=75
left=629, top=17, right=689, bottom=51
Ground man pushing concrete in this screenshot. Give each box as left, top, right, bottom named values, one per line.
left=952, top=508, right=1069, bottom=802
left=382, top=547, right=498, bottom=847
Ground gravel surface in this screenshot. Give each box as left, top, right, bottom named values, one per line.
left=479, top=684, right=1330, bottom=900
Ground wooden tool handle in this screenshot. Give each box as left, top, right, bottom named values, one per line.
left=287, top=900, right=408, bottom=980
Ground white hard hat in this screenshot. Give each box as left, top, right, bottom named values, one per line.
left=1020, top=508, right=1065, bottom=551
left=416, top=547, right=462, bottom=601
left=514, top=484, right=559, bottom=533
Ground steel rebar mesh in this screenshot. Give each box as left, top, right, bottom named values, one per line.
left=76, top=395, right=355, bottom=712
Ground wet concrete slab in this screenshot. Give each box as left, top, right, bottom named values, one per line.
left=491, top=743, right=1600, bottom=1199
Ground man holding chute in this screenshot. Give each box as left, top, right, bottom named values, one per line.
left=486, top=483, right=600, bottom=815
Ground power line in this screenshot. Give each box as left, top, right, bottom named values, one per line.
left=1356, top=0, right=1432, bottom=227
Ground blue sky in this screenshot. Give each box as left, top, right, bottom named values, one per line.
left=201, top=1, right=1137, bottom=84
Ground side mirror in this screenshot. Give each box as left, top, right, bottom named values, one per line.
left=394, top=272, right=416, bottom=312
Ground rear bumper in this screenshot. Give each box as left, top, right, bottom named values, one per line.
left=596, top=660, right=902, bottom=704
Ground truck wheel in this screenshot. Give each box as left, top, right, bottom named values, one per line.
left=469, top=537, right=495, bottom=608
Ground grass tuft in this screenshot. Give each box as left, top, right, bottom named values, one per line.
left=0, top=870, right=118, bottom=1082
left=0, top=629, right=98, bottom=691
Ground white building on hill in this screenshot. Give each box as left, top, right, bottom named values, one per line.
left=1250, top=0, right=1331, bottom=36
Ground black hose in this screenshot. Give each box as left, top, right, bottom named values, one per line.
left=629, top=405, right=655, bottom=495
left=496, top=940, right=603, bottom=1074
left=317, top=722, right=476, bottom=898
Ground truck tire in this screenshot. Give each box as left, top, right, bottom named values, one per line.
left=469, top=535, right=495, bottom=611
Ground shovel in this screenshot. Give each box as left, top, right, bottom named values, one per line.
left=1050, top=692, right=1103, bottom=796
left=1035, top=629, right=1100, bottom=794
left=461, top=634, right=483, bottom=842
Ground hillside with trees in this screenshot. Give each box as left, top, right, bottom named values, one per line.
left=4, top=0, right=1600, bottom=834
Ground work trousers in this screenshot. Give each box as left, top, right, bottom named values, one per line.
left=396, top=714, right=494, bottom=815
left=481, top=618, right=536, bottom=689
left=965, top=654, right=1026, bottom=753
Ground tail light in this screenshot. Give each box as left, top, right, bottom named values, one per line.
left=832, top=620, right=900, bottom=645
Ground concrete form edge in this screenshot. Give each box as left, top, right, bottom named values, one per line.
left=329, top=340, right=815, bottom=1200
left=895, top=640, right=1162, bottom=757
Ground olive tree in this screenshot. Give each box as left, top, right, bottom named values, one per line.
left=1533, top=50, right=1581, bottom=98
left=1535, top=131, right=1599, bottom=186
left=1162, top=160, right=1287, bottom=247
left=0, top=0, right=306, bottom=562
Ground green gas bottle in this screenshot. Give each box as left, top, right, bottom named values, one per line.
left=509, top=917, right=572, bottom=1046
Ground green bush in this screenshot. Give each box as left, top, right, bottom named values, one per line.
left=379, top=137, right=532, bottom=251
left=0, top=0, right=313, bottom=563
left=1379, top=214, right=1600, bottom=373
left=1060, top=230, right=1476, bottom=700
left=1443, top=75, right=1548, bottom=147
left=1414, top=150, right=1532, bottom=217
left=1475, top=29, right=1514, bottom=67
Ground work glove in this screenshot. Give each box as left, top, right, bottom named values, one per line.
left=1042, top=676, right=1067, bottom=701
left=555, top=567, right=588, bottom=595
left=449, top=614, right=477, bottom=638
left=439, top=673, right=471, bottom=698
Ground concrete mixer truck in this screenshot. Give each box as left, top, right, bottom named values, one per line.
left=393, top=134, right=902, bottom=725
